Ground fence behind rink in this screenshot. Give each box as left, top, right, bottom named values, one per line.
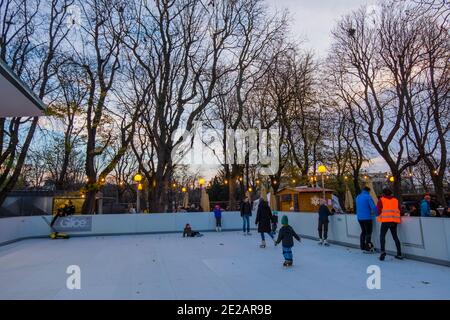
left=0, top=212, right=449, bottom=266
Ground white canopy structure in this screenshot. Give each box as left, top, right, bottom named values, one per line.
left=0, top=59, right=46, bottom=117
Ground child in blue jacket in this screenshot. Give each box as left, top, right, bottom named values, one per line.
left=213, top=204, right=222, bottom=232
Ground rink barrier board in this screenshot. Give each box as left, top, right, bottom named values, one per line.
left=0, top=212, right=449, bottom=266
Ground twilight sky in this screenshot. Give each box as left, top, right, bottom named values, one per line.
left=266, top=0, right=388, bottom=173
left=267, top=0, right=377, bottom=58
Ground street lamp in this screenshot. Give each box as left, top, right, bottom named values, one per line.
left=318, top=165, right=327, bottom=201
left=134, top=174, right=143, bottom=212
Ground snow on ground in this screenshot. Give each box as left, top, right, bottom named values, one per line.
left=0, top=231, right=449, bottom=300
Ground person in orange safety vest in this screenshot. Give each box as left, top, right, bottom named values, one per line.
left=376, top=188, right=403, bottom=261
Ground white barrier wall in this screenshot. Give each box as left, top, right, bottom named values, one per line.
left=280, top=212, right=450, bottom=266
left=0, top=212, right=449, bottom=266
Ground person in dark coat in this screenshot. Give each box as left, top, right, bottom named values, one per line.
left=275, top=215, right=301, bottom=266
left=255, top=197, right=275, bottom=248
left=240, top=197, right=252, bottom=235
left=318, top=199, right=333, bottom=246
left=183, top=224, right=202, bottom=237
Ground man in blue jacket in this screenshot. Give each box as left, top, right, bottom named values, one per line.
left=355, top=187, right=377, bottom=252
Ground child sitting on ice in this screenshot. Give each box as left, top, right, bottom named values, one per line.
left=275, top=216, right=301, bottom=267
left=183, top=224, right=203, bottom=237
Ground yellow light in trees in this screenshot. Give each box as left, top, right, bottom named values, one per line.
left=389, top=176, right=395, bottom=182
left=239, top=177, right=243, bottom=182
left=172, top=183, right=177, bottom=188
left=224, top=179, right=228, bottom=185
left=292, top=179, right=296, bottom=184
left=134, top=174, right=143, bottom=182
left=181, top=187, right=187, bottom=193
left=273, top=180, right=277, bottom=185
left=198, top=178, right=205, bottom=186
left=256, top=180, right=260, bottom=185
left=248, top=187, right=253, bottom=192
left=318, top=165, right=327, bottom=174
left=138, top=183, right=143, bottom=191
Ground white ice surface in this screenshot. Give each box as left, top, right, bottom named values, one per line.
left=0, top=231, right=449, bottom=300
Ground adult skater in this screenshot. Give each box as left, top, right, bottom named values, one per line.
left=275, top=215, right=301, bottom=267
left=255, top=197, right=275, bottom=248
left=47, top=207, right=69, bottom=239
left=213, top=204, right=222, bottom=232
left=317, top=199, right=332, bottom=246
left=377, top=188, right=403, bottom=261
left=240, top=197, right=252, bottom=235
left=355, top=187, right=377, bottom=253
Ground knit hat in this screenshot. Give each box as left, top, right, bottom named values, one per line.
left=281, top=215, right=288, bottom=226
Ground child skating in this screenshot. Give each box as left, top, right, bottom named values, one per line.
left=271, top=211, right=279, bottom=234
left=213, top=204, right=222, bottom=232
left=275, top=216, right=301, bottom=267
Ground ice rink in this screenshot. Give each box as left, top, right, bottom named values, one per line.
left=0, top=231, right=449, bottom=300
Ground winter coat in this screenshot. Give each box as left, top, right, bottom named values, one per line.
left=318, top=204, right=332, bottom=222
left=255, top=200, right=273, bottom=233
left=355, top=190, right=377, bottom=221
left=376, top=195, right=401, bottom=216
left=420, top=200, right=430, bottom=217
left=240, top=201, right=252, bottom=216
left=183, top=226, right=192, bottom=237
left=276, top=225, right=300, bottom=248
left=213, top=207, right=222, bottom=218
left=272, top=215, right=278, bottom=224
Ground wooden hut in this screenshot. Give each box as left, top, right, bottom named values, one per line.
left=276, top=187, right=334, bottom=212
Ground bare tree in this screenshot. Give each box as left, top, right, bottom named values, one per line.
left=329, top=3, right=427, bottom=199
left=0, top=0, right=74, bottom=205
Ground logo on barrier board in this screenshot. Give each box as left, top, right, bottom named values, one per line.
left=54, top=216, right=92, bottom=232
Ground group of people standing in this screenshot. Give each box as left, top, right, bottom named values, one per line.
left=240, top=196, right=301, bottom=267
left=356, top=187, right=403, bottom=261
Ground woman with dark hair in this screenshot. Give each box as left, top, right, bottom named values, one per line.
left=255, top=197, right=275, bottom=248
left=376, top=188, right=403, bottom=261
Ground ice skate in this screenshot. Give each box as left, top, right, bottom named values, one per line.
left=260, top=240, right=266, bottom=248
left=395, top=254, right=404, bottom=260
left=283, top=261, right=288, bottom=267
left=323, top=240, right=329, bottom=246
left=318, top=238, right=323, bottom=245
left=286, top=260, right=293, bottom=267
left=364, top=243, right=375, bottom=253
left=379, top=252, right=386, bottom=261
left=246, top=232, right=251, bottom=236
